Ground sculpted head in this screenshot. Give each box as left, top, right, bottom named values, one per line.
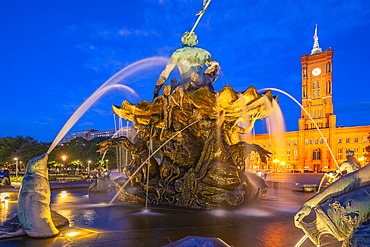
left=181, top=31, right=198, bottom=47
left=346, top=150, right=354, bottom=158
left=26, top=153, right=49, bottom=177
left=163, top=85, right=171, bottom=96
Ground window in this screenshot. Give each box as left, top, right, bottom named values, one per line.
left=354, top=147, right=359, bottom=158
left=315, top=139, right=318, bottom=144
left=338, top=138, right=342, bottom=144
left=293, top=140, right=297, bottom=145
left=318, top=89, right=320, bottom=96
left=313, top=82, right=316, bottom=89
left=355, top=137, right=358, bottom=143
left=287, top=149, right=291, bottom=155
left=313, top=149, right=321, bottom=160
left=294, top=156, right=297, bottom=160
left=317, top=81, right=320, bottom=88
left=337, top=147, right=343, bottom=159
left=313, top=90, right=316, bottom=97
left=294, top=149, right=298, bottom=155
left=363, top=136, right=368, bottom=142
left=346, top=138, right=350, bottom=143
left=318, top=109, right=321, bottom=118
left=310, top=139, right=313, bottom=145
left=288, top=156, right=291, bottom=161
left=312, top=110, right=315, bottom=118
left=305, top=139, right=308, bottom=145
left=320, top=138, right=323, bottom=144
left=263, top=142, right=265, bottom=147
left=287, top=141, right=291, bottom=146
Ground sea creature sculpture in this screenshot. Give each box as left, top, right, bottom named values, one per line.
left=17, top=153, right=59, bottom=238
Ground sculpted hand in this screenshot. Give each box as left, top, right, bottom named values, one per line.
left=294, top=203, right=312, bottom=228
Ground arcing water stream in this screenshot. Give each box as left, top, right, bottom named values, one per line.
left=47, top=56, right=169, bottom=154
left=258, top=88, right=340, bottom=170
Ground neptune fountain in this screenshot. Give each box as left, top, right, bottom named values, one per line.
left=2, top=1, right=370, bottom=246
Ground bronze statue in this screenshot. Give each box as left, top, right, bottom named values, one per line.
left=153, top=31, right=219, bottom=99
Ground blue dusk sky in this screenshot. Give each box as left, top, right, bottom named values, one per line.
left=1, top=0, right=370, bottom=142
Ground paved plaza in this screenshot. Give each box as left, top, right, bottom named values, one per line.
left=0, top=175, right=343, bottom=247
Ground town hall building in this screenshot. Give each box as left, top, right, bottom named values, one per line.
left=251, top=26, right=370, bottom=172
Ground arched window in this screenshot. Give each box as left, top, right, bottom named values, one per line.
left=287, top=141, right=291, bottom=146
left=346, top=138, right=350, bottom=143
left=313, top=149, right=321, bottom=160
left=355, top=137, right=358, bottom=143
left=313, top=90, right=316, bottom=97
left=294, top=140, right=297, bottom=146
left=312, top=110, right=315, bottom=118
left=338, top=147, right=343, bottom=159
left=320, top=138, right=323, bottom=144
left=305, top=139, right=308, bottom=145
left=287, top=149, right=291, bottom=155
left=294, top=149, right=297, bottom=155
left=354, top=147, right=359, bottom=158
left=263, top=142, right=265, bottom=147
left=363, top=136, right=368, bottom=142
left=338, top=138, right=342, bottom=143
left=317, top=81, right=320, bottom=88
left=313, top=82, right=316, bottom=89
left=310, top=139, right=313, bottom=145
left=315, top=139, right=318, bottom=144
left=318, top=89, right=320, bottom=96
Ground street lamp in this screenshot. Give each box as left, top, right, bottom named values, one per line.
left=88, top=160, right=91, bottom=177
left=14, top=158, right=18, bottom=183
left=62, top=155, right=67, bottom=181
left=77, top=160, right=80, bottom=175
left=106, top=159, right=109, bottom=172
left=359, top=157, right=365, bottom=168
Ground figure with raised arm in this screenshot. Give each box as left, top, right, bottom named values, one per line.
left=153, top=31, right=219, bottom=99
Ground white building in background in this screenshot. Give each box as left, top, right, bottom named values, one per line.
left=58, top=127, right=133, bottom=145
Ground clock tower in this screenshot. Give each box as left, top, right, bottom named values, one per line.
left=300, top=25, right=334, bottom=130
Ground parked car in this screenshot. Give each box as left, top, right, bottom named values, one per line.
left=304, top=170, right=314, bottom=173
left=290, top=170, right=302, bottom=173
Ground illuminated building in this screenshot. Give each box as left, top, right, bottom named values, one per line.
left=251, top=26, right=370, bottom=172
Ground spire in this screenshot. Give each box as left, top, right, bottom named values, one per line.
left=311, top=24, right=322, bottom=54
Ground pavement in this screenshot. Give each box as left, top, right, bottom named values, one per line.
left=0, top=174, right=343, bottom=247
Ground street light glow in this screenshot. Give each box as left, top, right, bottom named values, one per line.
left=62, top=155, right=67, bottom=161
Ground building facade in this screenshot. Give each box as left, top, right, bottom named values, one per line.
left=59, top=127, right=133, bottom=144
left=251, top=26, right=370, bottom=172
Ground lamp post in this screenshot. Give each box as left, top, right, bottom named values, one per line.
left=77, top=160, right=79, bottom=175
left=359, top=157, right=365, bottom=168
left=14, top=158, right=18, bottom=183
left=62, top=155, right=67, bottom=181
left=88, top=160, right=91, bottom=177
left=106, top=159, right=109, bottom=173
left=19, top=161, right=22, bottom=173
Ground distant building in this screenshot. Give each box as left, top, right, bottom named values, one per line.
left=59, top=127, right=133, bottom=144
left=251, top=26, right=370, bottom=172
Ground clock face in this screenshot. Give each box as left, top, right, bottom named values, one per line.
left=312, top=68, right=321, bottom=76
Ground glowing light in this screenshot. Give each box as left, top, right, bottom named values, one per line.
left=4, top=199, right=9, bottom=209
left=61, top=191, right=67, bottom=198
left=67, top=231, right=79, bottom=237
left=1, top=193, right=10, bottom=202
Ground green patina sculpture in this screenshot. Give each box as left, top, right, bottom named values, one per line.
left=295, top=159, right=370, bottom=246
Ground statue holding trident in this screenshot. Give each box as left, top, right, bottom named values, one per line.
left=153, top=0, right=220, bottom=99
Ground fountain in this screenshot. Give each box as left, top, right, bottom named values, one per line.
left=97, top=29, right=277, bottom=208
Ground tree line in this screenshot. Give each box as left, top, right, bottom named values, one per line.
left=0, top=135, right=125, bottom=171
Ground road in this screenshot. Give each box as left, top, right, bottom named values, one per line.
left=265, top=172, right=327, bottom=185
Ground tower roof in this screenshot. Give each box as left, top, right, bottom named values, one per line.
left=311, top=24, right=322, bottom=54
